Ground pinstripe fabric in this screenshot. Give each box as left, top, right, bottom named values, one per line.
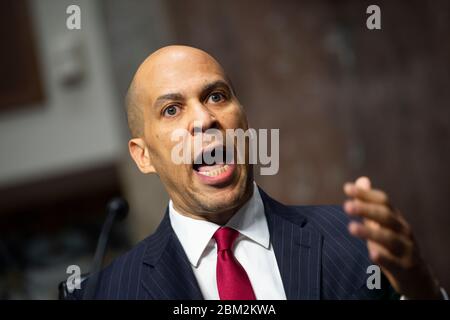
left=262, top=189, right=322, bottom=300
left=259, top=189, right=396, bottom=300
left=70, top=187, right=396, bottom=300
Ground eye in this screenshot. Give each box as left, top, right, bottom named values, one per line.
left=162, top=105, right=180, bottom=118
left=208, top=92, right=226, bottom=104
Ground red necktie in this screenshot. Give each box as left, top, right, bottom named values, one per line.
left=213, top=227, right=256, bottom=300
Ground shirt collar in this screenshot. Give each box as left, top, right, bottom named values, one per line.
left=168, top=182, right=270, bottom=268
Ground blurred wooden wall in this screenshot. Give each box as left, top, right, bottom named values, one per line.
left=165, top=0, right=450, bottom=289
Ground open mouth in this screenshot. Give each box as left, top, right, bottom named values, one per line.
left=192, top=145, right=236, bottom=184
left=195, top=164, right=230, bottom=177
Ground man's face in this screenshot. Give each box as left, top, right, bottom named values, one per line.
left=130, top=47, right=253, bottom=221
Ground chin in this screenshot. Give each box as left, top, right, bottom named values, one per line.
left=194, top=173, right=252, bottom=215
left=196, top=187, right=240, bottom=212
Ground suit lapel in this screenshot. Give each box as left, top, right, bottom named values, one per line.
left=140, top=212, right=203, bottom=299
left=260, top=188, right=323, bottom=300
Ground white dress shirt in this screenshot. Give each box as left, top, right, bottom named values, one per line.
left=169, top=182, right=287, bottom=300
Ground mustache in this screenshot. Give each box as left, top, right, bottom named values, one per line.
left=193, top=144, right=235, bottom=166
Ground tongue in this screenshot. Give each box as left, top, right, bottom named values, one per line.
left=197, top=164, right=224, bottom=172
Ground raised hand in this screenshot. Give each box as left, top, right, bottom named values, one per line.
left=343, top=176, right=441, bottom=299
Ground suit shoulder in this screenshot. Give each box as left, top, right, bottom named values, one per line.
left=289, top=204, right=368, bottom=257
left=291, top=204, right=346, bottom=221
left=290, top=205, right=390, bottom=299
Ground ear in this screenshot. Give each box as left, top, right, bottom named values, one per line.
left=128, top=138, right=156, bottom=174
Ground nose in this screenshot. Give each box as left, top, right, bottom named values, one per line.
left=187, top=102, right=218, bottom=135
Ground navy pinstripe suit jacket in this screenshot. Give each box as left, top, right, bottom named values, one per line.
left=71, top=187, right=397, bottom=300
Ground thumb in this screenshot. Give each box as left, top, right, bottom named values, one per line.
left=355, top=176, right=371, bottom=190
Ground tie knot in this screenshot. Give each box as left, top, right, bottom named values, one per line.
left=213, top=227, right=239, bottom=251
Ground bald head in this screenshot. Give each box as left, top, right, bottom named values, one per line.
left=125, top=45, right=232, bottom=137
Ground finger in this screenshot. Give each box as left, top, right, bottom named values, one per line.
left=344, top=183, right=389, bottom=205
left=367, top=243, right=404, bottom=274
left=344, top=200, right=404, bottom=232
left=355, top=176, right=371, bottom=190
left=348, top=221, right=409, bottom=256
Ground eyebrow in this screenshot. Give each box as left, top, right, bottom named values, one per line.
left=202, top=80, right=231, bottom=94
left=154, top=93, right=184, bottom=108
left=153, top=80, right=233, bottom=109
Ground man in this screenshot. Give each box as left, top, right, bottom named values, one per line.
left=73, top=45, right=445, bottom=299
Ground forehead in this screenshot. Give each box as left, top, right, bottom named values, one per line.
left=136, top=51, right=227, bottom=102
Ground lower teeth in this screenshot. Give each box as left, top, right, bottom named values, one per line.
left=198, top=165, right=229, bottom=177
